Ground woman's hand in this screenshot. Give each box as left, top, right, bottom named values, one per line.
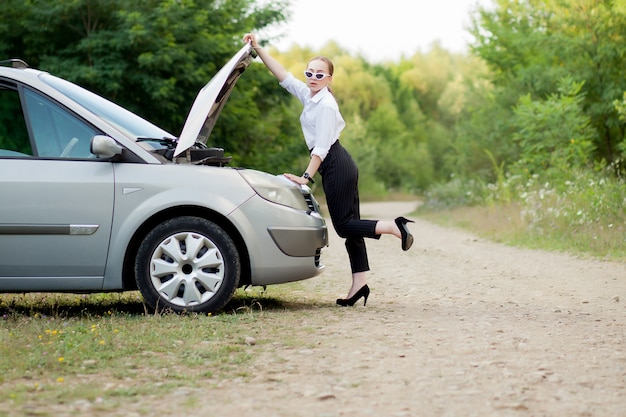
left=243, top=33, right=258, bottom=48
left=242, top=32, right=288, bottom=81
left=284, top=173, right=309, bottom=185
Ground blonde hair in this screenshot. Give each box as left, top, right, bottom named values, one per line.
left=308, top=56, right=334, bottom=75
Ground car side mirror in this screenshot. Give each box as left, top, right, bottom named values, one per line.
left=91, top=135, right=123, bottom=158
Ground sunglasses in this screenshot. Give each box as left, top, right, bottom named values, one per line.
left=304, top=71, right=331, bottom=80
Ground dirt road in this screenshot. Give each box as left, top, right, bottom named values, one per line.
left=198, top=201, right=626, bottom=416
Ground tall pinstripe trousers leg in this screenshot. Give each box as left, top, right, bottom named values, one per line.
left=318, top=141, right=380, bottom=274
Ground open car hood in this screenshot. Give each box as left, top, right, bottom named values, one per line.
left=174, top=44, right=254, bottom=157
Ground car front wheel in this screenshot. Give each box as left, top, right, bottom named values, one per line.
left=135, top=216, right=240, bottom=314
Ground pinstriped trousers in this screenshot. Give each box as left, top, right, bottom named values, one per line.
left=317, top=141, right=380, bottom=273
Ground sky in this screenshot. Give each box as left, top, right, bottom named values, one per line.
left=262, top=0, right=494, bottom=62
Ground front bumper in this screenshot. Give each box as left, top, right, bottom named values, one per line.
left=230, top=194, right=328, bottom=286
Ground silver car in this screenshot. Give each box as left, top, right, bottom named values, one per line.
left=0, top=45, right=328, bottom=313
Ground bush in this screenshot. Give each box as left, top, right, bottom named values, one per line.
left=512, top=77, right=597, bottom=175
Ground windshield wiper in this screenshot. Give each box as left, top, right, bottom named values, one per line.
left=137, top=137, right=178, bottom=144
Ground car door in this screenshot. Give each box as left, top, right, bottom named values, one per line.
left=0, top=81, right=114, bottom=291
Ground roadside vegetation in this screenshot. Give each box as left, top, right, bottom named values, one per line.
left=416, top=1, right=625, bottom=263
left=420, top=165, right=626, bottom=261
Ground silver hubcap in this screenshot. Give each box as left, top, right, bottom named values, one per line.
left=149, top=231, right=225, bottom=308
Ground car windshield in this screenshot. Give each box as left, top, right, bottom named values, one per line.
left=40, top=73, right=175, bottom=148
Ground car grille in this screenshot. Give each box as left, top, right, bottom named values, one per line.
left=303, top=193, right=315, bottom=211
left=303, top=193, right=319, bottom=213
left=315, top=248, right=322, bottom=267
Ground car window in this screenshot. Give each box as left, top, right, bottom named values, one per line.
left=0, top=85, right=33, bottom=156
left=23, top=88, right=99, bottom=158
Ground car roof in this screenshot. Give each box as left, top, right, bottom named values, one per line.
left=0, top=64, right=46, bottom=83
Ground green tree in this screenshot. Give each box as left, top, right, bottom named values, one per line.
left=470, top=0, right=626, bottom=169
left=512, top=77, right=597, bottom=174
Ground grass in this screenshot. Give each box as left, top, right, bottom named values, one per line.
left=420, top=200, right=626, bottom=262
left=0, top=284, right=329, bottom=416
left=419, top=203, right=528, bottom=243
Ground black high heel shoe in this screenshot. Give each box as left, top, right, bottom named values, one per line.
left=395, top=216, right=415, bottom=251
left=336, top=285, right=370, bottom=307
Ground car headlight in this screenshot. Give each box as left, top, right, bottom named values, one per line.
left=239, top=169, right=310, bottom=211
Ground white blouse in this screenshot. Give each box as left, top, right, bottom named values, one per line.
left=279, top=73, right=345, bottom=161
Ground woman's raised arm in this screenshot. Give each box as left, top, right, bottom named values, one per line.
left=243, top=33, right=289, bottom=82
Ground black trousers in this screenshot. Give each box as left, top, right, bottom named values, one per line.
left=317, top=141, right=380, bottom=273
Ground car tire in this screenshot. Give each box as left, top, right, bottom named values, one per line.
left=134, top=216, right=240, bottom=314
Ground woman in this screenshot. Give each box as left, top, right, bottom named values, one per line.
left=243, top=34, right=414, bottom=307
